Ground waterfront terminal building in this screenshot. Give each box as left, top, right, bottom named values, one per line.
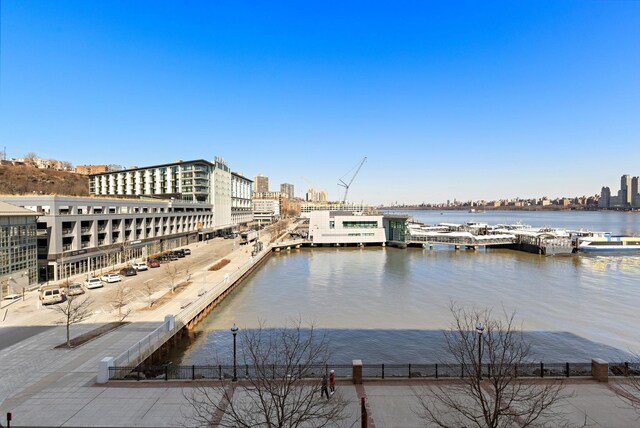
left=308, top=211, right=387, bottom=245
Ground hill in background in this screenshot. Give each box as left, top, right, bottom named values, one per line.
left=0, top=165, right=89, bottom=196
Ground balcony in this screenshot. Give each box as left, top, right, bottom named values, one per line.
left=62, top=244, right=72, bottom=251
left=81, top=242, right=91, bottom=248
left=81, top=227, right=91, bottom=234
left=62, top=228, right=73, bottom=235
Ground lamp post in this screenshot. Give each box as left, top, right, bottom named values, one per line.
left=475, top=322, right=484, bottom=380
left=231, top=323, right=239, bottom=381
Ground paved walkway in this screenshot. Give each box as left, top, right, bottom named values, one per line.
left=1, top=224, right=639, bottom=426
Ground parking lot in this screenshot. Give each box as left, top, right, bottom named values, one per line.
left=0, top=237, right=239, bottom=332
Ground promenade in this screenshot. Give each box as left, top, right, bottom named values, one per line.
left=0, top=229, right=639, bottom=426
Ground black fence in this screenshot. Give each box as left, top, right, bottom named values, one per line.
left=110, top=363, right=353, bottom=381
left=362, top=362, right=594, bottom=379
left=106, top=361, right=640, bottom=381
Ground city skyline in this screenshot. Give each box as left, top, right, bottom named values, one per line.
left=1, top=1, right=639, bottom=204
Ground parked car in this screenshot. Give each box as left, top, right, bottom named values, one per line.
left=84, top=277, right=104, bottom=289
left=120, top=267, right=137, bottom=277
left=39, top=286, right=64, bottom=305
left=65, top=283, right=85, bottom=296
left=173, top=249, right=185, bottom=258
left=100, top=273, right=121, bottom=283
left=167, top=253, right=179, bottom=261
left=131, top=262, right=148, bottom=271
left=147, top=259, right=161, bottom=268
left=183, top=248, right=191, bottom=255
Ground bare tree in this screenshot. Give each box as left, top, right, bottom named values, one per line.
left=609, top=358, right=640, bottom=413
left=23, top=152, right=38, bottom=163
left=50, top=294, right=93, bottom=347
left=182, top=260, right=193, bottom=281
left=183, top=320, right=352, bottom=428
left=110, top=282, right=132, bottom=322
left=414, top=304, right=569, bottom=428
left=164, top=263, right=181, bottom=293
left=143, top=280, right=156, bottom=308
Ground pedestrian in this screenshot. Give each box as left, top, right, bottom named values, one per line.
left=329, top=369, right=335, bottom=394
left=320, top=373, right=329, bottom=399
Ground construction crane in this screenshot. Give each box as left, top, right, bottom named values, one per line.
left=338, top=157, right=367, bottom=203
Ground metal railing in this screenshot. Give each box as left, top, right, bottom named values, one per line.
left=110, top=363, right=351, bottom=381
left=111, top=245, right=271, bottom=371
left=108, top=361, right=605, bottom=381
left=113, top=319, right=173, bottom=367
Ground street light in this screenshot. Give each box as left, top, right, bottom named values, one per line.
left=475, top=322, right=484, bottom=380
left=231, top=323, right=239, bottom=381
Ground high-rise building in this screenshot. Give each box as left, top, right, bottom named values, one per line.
left=280, top=183, right=294, bottom=200
left=598, top=187, right=611, bottom=209
left=632, top=177, right=640, bottom=209
left=254, top=174, right=269, bottom=193
left=620, top=175, right=632, bottom=207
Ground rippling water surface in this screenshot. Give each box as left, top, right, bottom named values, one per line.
left=171, top=211, right=640, bottom=365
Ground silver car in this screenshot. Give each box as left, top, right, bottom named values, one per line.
left=65, top=283, right=85, bottom=296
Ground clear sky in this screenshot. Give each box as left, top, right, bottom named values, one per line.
left=1, top=1, right=639, bottom=205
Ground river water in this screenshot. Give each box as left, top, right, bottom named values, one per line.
left=170, top=211, right=640, bottom=365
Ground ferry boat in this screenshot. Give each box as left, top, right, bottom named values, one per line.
left=577, top=234, right=640, bottom=253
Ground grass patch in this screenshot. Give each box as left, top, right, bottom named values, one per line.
left=208, top=258, right=231, bottom=271
left=55, top=321, right=128, bottom=349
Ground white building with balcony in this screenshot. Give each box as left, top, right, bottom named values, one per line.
left=232, top=172, right=253, bottom=227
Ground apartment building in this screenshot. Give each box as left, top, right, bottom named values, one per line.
left=280, top=183, right=294, bottom=200
left=252, top=199, right=280, bottom=224
left=0, top=196, right=214, bottom=282
left=232, top=172, right=253, bottom=226
left=0, top=201, right=38, bottom=291
left=89, top=158, right=253, bottom=229
left=253, top=174, right=269, bottom=193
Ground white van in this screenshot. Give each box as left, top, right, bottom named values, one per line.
left=39, top=286, right=64, bottom=305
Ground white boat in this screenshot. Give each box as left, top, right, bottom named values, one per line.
left=577, top=234, right=640, bottom=253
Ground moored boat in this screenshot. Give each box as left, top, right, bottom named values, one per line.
left=577, top=234, right=640, bottom=253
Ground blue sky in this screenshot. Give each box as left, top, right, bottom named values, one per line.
left=1, top=1, right=639, bottom=205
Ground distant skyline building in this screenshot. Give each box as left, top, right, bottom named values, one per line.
left=254, top=174, right=269, bottom=193
left=280, top=183, right=294, bottom=200
left=599, top=174, right=640, bottom=209
left=306, top=188, right=327, bottom=203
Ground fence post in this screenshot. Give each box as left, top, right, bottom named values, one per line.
left=435, top=363, right=438, bottom=379
left=361, top=396, right=368, bottom=428
left=165, top=365, right=168, bottom=381
left=540, top=362, right=544, bottom=378
left=625, top=362, right=630, bottom=376
left=382, top=364, right=385, bottom=379
left=409, top=364, right=412, bottom=379
left=352, top=360, right=363, bottom=384
left=218, top=365, right=222, bottom=380
left=461, top=363, right=464, bottom=378
left=566, top=362, right=570, bottom=378
left=246, top=364, right=249, bottom=378
left=299, top=364, right=302, bottom=379
left=192, top=365, right=195, bottom=380
left=273, top=364, right=276, bottom=380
